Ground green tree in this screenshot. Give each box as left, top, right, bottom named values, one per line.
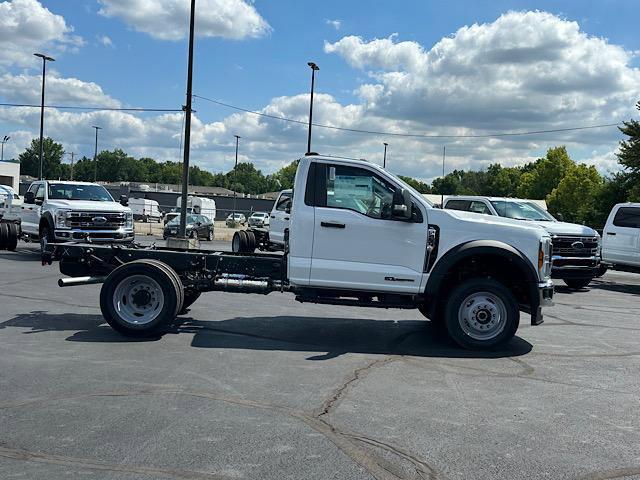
left=485, top=164, right=522, bottom=197
left=517, top=146, right=575, bottom=199
left=547, top=164, right=603, bottom=224
left=617, top=101, right=640, bottom=197
left=19, top=137, right=64, bottom=179
left=399, top=175, right=431, bottom=193
left=272, top=160, right=299, bottom=190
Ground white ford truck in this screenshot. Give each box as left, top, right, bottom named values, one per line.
left=45, top=155, right=554, bottom=350
left=443, top=196, right=601, bottom=289
left=601, top=203, right=640, bottom=274
left=3, top=180, right=134, bottom=251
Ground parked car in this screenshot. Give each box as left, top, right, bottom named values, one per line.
left=248, top=212, right=270, bottom=227
left=225, top=213, right=246, bottom=226
left=601, top=203, right=640, bottom=274
left=443, top=196, right=601, bottom=289
left=163, top=214, right=214, bottom=241
left=163, top=212, right=180, bottom=225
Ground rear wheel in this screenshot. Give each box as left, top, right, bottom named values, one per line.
left=6, top=223, right=18, bottom=251
left=0, top=223, right=8, bottom=250
left=100, top=260, right=183, bottom=337
left=207, top=228, right=214, bottom=241
left=444, top=278, right=519, bottom=350
left=245, top=230, right=256, bottom=253
left=564, top=278, right=591, bottom=290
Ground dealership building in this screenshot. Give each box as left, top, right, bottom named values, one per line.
left=0, top=160, right=20, bottom=190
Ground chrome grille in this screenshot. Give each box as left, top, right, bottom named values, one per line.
left=551, top=236, right=598, bottom=258
left=68, top=211, right=126, bottom=230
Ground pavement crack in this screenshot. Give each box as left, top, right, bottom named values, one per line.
left=0, top=445, right=230, bottom=480
left=316, top=356, right=397, bottom=418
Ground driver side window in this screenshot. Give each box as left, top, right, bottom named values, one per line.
left=35, top=184, right=45, bottom=204
left=325, top=165, right=396, bottom=220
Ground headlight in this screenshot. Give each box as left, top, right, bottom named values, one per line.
left=125, top=212, right=134, bottom=229
left=54, top=209, right=70, bottom=229
left=539, top=237, right=552, bottom=278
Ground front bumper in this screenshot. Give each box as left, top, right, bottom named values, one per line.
left=551, top=255, right=600, bottom=280
left=529, top=279, right=554, bottom=326
left=54, top=228, right=135, bottom=243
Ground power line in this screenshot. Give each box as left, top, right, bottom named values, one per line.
left=192, top=93, right=621, bottom=139
left=0, top=102, right=182, bottom=112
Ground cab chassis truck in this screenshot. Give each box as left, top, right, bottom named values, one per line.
left=44, top=155, right=554, bottom=350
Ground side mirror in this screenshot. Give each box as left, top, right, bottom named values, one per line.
left=24, top=191, right=35, bottom=204
left=285, top=202, right=291, bottom=214
left=556, top=212, right=564, bottom=222
left=392, top=188, right=412, bottom=220
left=119, top=195, right=128, bottom=206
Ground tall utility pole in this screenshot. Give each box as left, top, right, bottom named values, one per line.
left=34, top=53, right=55, bottom=180
left=1, top=136, right=9, bottom=162
left=306, top=62, right=319, bottom=155
left=383, top=142, right=388, bottom=169
left=233, top=135, right=240, bottom=214
left=68, top=152, right=75, bottom=180
left=179, top=0, right=196, bottom=238
left=441, top=146, right=446, bottom=207
left=92, top=126, right=102, bottom=182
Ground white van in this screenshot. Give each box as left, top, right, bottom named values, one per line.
left=129, top=198, right=162, bottom=222
left=176, top=196, right=216, bottom=223
left=602, top=203, right=640, bottom=273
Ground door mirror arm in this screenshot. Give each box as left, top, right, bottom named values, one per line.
left=24, top=191, right=35, bottom=204
left=391, top=188, right=412, bottom=220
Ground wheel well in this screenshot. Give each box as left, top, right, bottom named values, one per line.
left=434, top=253, right=532, bottom=310
left=39, top=216, right=52, bottom=234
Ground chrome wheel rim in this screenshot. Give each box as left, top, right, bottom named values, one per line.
left=113, top=275, right=164, bottom=325
left=458, top=292, right=507, bottom=341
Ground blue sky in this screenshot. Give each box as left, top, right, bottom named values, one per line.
left=1, top=0, right=639, bottom=180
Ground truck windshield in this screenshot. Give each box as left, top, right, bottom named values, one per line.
left=491, top=200, right=555, bottom=221
left=48, top=184, right=114, bottom=202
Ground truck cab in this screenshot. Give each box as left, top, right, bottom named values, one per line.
left=602, top=203, right=640, bottom=273
left=443, top=196, right=601, bottom=289
left=12, top=180, right=134, bottom=250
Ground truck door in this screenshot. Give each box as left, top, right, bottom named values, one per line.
left=270, top=192, right=291, bottom=244
left=605, top=206, right=640, bottom=266
left=308, top=163, right=426, bottom=293
left=21, top=183, right=44, bottom=234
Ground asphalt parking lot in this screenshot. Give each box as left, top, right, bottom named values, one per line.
left=1, top=240, right=639, bottom=480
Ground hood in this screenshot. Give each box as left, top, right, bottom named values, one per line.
left=441, top=209, right=548, bottom=235
left=533, top=221, right=597, bottom=237
left=47, top=199, right=131, bottom=213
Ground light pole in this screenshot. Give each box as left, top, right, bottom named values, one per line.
left=34, top=53, right=55, bottom=180
left=92, top=126, right=102, bottom=182
left=1, top=136, right=9, bottom=161
left=383, top=142, right=388, bottom=169
left=179, top=0, right=196, bottom=239
left=306, top=62, right=319, bottom=155
left=64, top=151, right=75, bottom=180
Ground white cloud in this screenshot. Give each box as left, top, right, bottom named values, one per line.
left=0, top=0, right=83, bottom=67
left=97, top=35, right=114, bottom=48
left=97, top=0, right=271, bottom=41
left=0, top=73, right=121, bottom=108
left=325, top=19, right=342, bottom=30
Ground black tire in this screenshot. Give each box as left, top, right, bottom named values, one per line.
left=232, top=231, right=242, bottom=253
left=207, top=228, right=214, bottom=241
left=39, top=224, right=54, bottom=254
left=418, top=303, right=445, bottom=331
left=141, top=259, right=184, bottom=315
left=0, top=223, right=8, bottom=250
left=564, top=278, right=592, bottom=290
left=7, top=223, right=18, bottom=251
left=238, top=230, right=249, bottom=252
left=444, top=278, right=519, bottom=350
left=595, top=265, right=608, bottom=278
left=245, top=230, right=256, bottom=253
left=179, top=290, right=201, bottom=314
left=100, top=259, right=182, bottom=337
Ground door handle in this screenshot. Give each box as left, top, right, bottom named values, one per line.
left=284, top=217, right=290, bottom=221
left=606, top=232, right=616, bottom=236
left=321, top=221, right=345, bottom=229
left=270, top=215, right=275, bottom=218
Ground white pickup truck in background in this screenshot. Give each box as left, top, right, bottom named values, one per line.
left=602, top=203, right=640, bottom=274
left=1, top=180, right=135, bottom=251
left=443, top=196, right=601, bottom=289
left=235, top=189, right=291, bottom=252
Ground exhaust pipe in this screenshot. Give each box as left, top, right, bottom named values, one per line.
left=58, top=276, right=106, bottom=287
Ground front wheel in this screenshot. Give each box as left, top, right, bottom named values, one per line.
left=40, top=224, right=54, bottom=254
left=207, top=229, right=214, bottom=241
left=444, top=278, right=519, bottom=350
left=564, top=278, right=592, bottom=290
